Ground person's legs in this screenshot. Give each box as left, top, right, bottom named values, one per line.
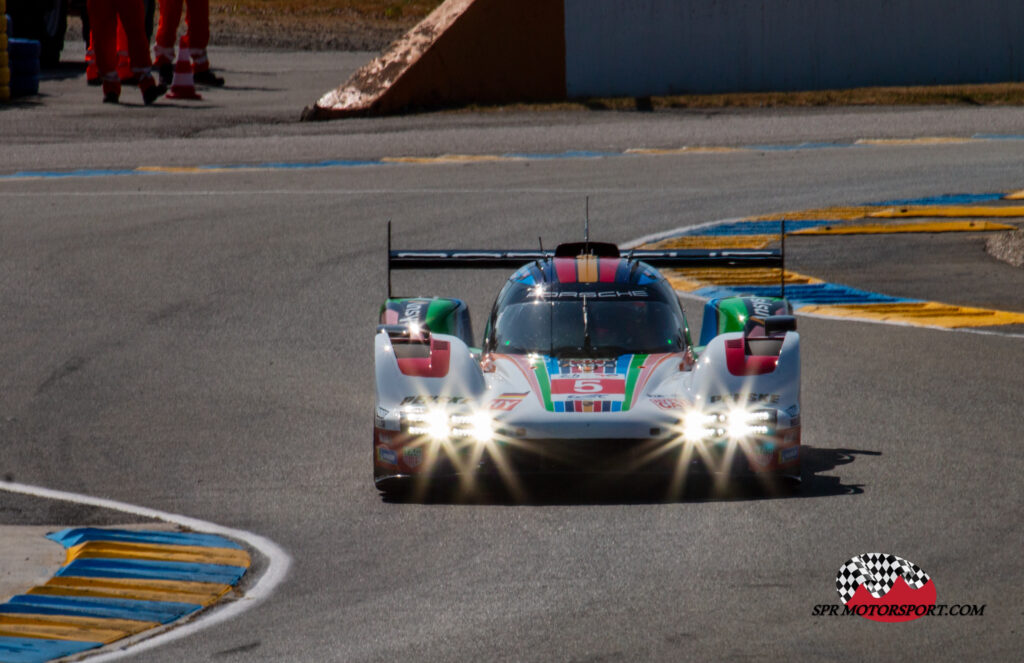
left=87, top=0, right=121, bottom=102
left=185, top=0, right=223, bottom=86
left=154, top=0, right=184, bottom=83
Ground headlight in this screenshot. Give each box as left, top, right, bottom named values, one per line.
left=726, top=407, right=772, bottom=439
left=405, top=408, right=451, bottom=440
left=450, top=412, right=495, bottom=443
left=405, top=408, right=494, bottom=443
left=680, top=407, right=775, bottom=441
left=682, top=410, right=719, bottom=442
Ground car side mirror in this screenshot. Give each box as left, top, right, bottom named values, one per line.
left=764, top=315, right=797, bottom=336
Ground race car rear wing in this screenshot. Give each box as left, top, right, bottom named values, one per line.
left=386, top=221, right=782, bottom=297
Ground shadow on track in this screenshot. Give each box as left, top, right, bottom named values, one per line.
left=380, top=445, right=876, bottom=505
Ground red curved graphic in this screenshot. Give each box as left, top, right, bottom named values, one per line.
left=845, top=576, right=937, bottom=623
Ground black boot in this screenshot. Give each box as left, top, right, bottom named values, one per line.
left=194, top=69, right=225, bottom=87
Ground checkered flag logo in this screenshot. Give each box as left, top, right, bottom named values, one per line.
left=835, top=553, right=930, bottom=604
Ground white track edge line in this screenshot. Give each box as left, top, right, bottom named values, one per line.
left=0, top=480, right=292, bottom=662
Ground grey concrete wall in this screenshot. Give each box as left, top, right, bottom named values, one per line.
left=564, top=0, right=1024, bottom=97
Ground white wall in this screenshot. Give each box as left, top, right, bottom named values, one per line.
left=564, top=0, right=1024, bottom=97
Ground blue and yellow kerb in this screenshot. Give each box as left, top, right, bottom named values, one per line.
left=646, top=192, right=1024, bottom=329
left=0, top=528, right=249, bottom=663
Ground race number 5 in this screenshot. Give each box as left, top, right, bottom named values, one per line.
left=574, top=379, right=603, bottom=393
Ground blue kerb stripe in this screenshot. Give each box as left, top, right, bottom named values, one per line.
left=0, top=637, right=100, bottom=663
left=4, top=594, right=200, bottom=623
left=865, top=193, right=1004, bottom=206
left=56, top=558, right=246, bottom=585
left=677, top=220, right=833, bottom=236
left=972, top=134, right=1024, bottom=140
left=693, top=284, right=915, bottom=307
left=47, top=527, right=243, bottom=550
left=5, top=168, right=141, bottom=179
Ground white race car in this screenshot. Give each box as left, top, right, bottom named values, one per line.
left=374, top=239, right=800, bottom=496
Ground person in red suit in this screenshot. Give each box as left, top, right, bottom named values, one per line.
left=153, top=0, right=225, bottom=87
left=87, top=0, right=167, bottom=104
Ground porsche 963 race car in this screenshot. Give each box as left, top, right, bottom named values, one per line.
left=374, top=237, right=801, bottom=496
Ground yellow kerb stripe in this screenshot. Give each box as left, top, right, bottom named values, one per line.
left=790, top=221, right=1015, bottom=235
left=800, top=302, right=1024, bottom=328
left=869, top=206, right=1024, bottom=218
left=66, top=541, right=250, bottom=567
left=644, top=235, right=777, bottom=249
left=0, top=614, right=157, bottom=643
left=750, top=206, right=877, bottom=221
left=33, top=576, right=231, bottom=606
left=664, top=267, right=821, bottom=292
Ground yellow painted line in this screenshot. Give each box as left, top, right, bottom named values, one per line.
left=790, top=220, right=1016, bottom=235
left=0, top=613, right=156, bottom=638
left=66, top=541, right=250, bottom=567
left=644, top=234, right=777, bottom=249
left=381, top=154, right=523, bottom=164
left=800, top=302, right=1024, bottom=328
left=750, top=206, right=877, bottom=221
left=626, top=146, right=744, bottom=155
left=36, top=576, right=231, bottom=606
left=665, top=268, right=821, bottom=292
left=855, top=137, right=977, bottom=146
left=869, top=206, right=1024, bottom=218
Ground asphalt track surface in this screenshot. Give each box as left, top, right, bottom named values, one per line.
left=2, top=49, right=1023, bottom=661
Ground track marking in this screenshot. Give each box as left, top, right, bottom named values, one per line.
left=625, top=217, right=1024, bottom=339
left=0, top=132, right=1015, bottom=183
left=0, top=481, right=291, bottom=662
left=789, top=220, right=1016, bottom=235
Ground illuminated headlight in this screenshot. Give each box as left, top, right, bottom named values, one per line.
left=725, top=407, right=772, bottom=439
left=405, top=408, right=451, bottom=440
left=405, top=408, right=494, bottom=443
left=682, top=410, right=719, bottom=442
left=450, top=412, right=495, bottom=443
left=680, top=408, right=775, bottom=441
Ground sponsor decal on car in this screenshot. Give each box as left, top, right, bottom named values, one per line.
left=490, top=392, right=528, bottom=411
left=402, top=447, right=423, bottom=469
left=376, top=447, right=398, bottom=466
left=375, top=406, right=391, bottom=429
left=400, top=395, right=468, bottom=406
left=649, top=397, right=685, bottom=410
left=779, top=446, right=799, bottom=463
left=398, top=299, right=430, bottom=325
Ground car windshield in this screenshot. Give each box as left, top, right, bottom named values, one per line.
left=493, top=295, right=684, bottom=357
